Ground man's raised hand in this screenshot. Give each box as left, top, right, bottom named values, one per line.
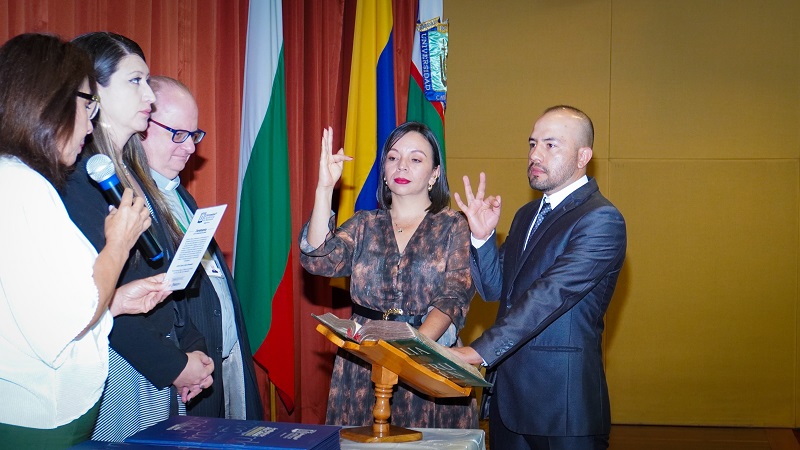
left=453, top=172, right=501, bottom=240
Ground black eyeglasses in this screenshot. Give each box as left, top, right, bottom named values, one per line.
left=149, top=119, right=206, bottom=144
left=75, top=92, right=100, bottom=120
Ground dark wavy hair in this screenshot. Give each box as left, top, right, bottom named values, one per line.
left=376, top=121, right=450, bottom=214
left=0, top=33, right=96, bottom=188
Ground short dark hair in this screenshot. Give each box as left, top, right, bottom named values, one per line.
left=543, top=105, right=594, bottom=148
left=0, top=33, right=95, bottom=188
left=376, top=121, right=450, bottom=214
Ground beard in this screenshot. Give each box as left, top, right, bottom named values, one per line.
left=528, top=161, right=575, bottom=194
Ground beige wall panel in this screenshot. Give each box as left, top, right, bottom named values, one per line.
left=446, top=0, right=800, bottom=427
left=445, top=157, right=535, bottom=243
left=446, top=0, right=612, bottom=161
left=605, top=160, right=797, bottom=426
left=588, top=158, right=609, bottom=195
left=610, top=0, right=800, bottom=160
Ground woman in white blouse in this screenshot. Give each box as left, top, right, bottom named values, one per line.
left=0, top=33, right=171, bottom=448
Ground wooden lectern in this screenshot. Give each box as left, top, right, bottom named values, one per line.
left=316, top=324, right=474, bottom=443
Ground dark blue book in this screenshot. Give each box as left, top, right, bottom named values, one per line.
left=125, top=416, right=341, bottom=449
left=69, top=441, right=195, bottom=449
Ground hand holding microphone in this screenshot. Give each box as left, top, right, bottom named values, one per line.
left=105, top=189, right=151, bottom=255
left=87, top=154, right=165, bottom=261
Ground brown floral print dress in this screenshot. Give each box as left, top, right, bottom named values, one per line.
left=299, top=207, right=478, bottom=429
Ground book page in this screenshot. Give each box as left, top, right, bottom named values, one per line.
left=353, top=320, right=417, bottom=342
left=311, top=313, right=361, bottom=341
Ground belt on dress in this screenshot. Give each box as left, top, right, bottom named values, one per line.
left=351, top=303, right=425, bottom=326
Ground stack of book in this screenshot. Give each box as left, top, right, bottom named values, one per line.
left=70, top=416, right=341, bottom=449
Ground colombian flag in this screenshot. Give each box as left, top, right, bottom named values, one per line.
left=339, top=0, right=396, bottom=223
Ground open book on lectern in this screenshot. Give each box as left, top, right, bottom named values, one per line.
left=312, top=312, right=491, bottom=388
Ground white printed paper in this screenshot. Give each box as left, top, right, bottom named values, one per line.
left=164, top=204, right=227, bottom=290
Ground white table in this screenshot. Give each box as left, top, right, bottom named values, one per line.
left=340, top=428, right=486, bottom=450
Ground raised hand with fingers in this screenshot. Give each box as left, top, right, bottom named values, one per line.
left=317, top=126, right=352, bottom=191
left=307, top=127, right=352, bottom=248
left=453, top=172, right=502, bottom=240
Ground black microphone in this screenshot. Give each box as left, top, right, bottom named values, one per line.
left=86, top=154, right=165, bottom=262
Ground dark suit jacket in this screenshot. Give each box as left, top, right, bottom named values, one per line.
left=176, top=186, right=264, bottom=420
left=470, top=178, right=626, bottom=437
left=60, top=157, right=206, bottom=390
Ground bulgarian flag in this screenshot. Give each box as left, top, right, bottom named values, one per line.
left=233, top=0, right=294, bottom=412
left=407, top=0, right=447, bottom=159
left=338, top=0, right=397, bottom=223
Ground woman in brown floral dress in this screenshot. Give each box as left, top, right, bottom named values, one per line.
left=299, top=122, right=478, bottom=429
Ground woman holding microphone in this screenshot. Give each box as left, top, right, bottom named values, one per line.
left=0, top=33, right=170, bottom=449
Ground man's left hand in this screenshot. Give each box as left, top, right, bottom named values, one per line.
left=449, top=346, right=484, bottom=366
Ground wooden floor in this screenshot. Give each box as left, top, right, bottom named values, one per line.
left=609, top=426, right=800, bottom=450
left=479, top=422, right=800, bottom=450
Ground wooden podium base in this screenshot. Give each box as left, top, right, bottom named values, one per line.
left=314, top=323, right=476, bottom=444
left=340, top=424, right=423, bottom=443
left=340, top=364, right=424, bottom=443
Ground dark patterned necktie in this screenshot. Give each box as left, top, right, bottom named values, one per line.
left=524, top=200, right=551, bottom=250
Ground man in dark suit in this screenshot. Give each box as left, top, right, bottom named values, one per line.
left=452, top=105, right=626, bottom=450
left=141, top=76, right=263, bottom=420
